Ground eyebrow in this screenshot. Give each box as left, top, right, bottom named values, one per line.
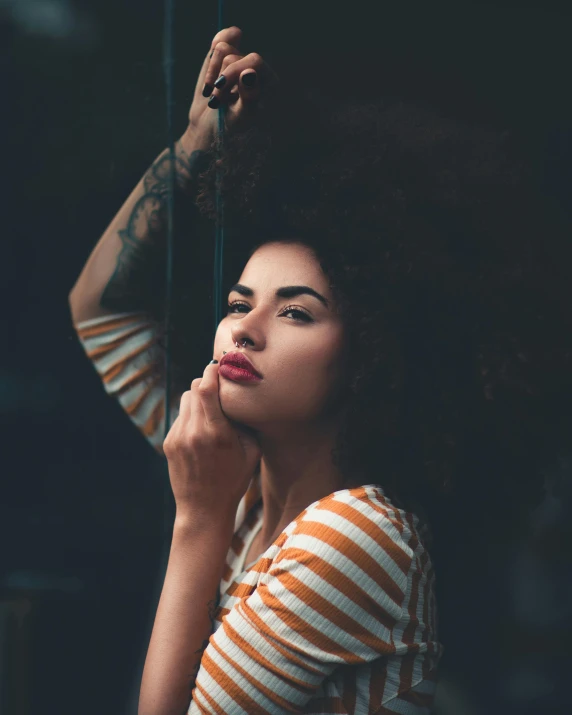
left=229, top=283, right=329, bottom=308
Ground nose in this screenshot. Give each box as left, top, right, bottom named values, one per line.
left=229, top=307, right=266, bottom=351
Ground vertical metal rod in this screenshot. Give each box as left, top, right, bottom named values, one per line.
left=163, top=0, right=175, bottom=438
left=159, top=0, right=176, bottom=597
left=213, top=0, right=225, bottom=340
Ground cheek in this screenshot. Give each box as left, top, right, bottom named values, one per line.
left=213, top=320, right=230, bottom=357
left=275, top=330, right=347, bottom=395
left=309, top=327, right=346, bottom=372
left=214, top=321, right=347, bottom=419
left=308, top=332, right=350, bottom=408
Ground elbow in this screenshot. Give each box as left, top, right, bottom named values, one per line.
left=68, top=285, right=80, bottom=325
left=68, top=283, right=100, bottom=325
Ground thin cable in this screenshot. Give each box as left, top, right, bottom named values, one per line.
left=159, top=0, right=176, bottom=570
left=163, top=0, right=175, bottom=438
left=213, top=0, right=225, bottom=340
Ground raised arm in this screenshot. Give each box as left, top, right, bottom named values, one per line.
left=68, top=26, right=272, bottom=452
left=68, top=133, right=210, bottom=324
left=68, top=132, right=209, bottom=452
left=68, top=23, right=272, bottom=322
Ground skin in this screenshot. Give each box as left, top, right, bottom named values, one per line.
left=77, top=27, right=345, bottom=714
left=69, top=25, right=276, bottom=324
left=212, top=240, right=364, bottom=556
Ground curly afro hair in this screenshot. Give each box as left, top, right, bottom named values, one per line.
left=168, top=89, right=572, bottom=540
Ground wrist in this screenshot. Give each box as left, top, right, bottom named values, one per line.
left=179, top=123, right=213, bottom=158
left=174, top=504, right=237, bottom=537
left=166, top=128, right=212, bottom=192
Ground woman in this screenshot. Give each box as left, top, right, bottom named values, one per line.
left=69, top=26, right=571, bottom=715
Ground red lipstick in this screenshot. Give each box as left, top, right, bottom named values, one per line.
left=219, top=352, right=263, bottom=382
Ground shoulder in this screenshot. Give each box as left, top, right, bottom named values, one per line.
left=268, top=485, right=421, bottom=619
left=286, top=484, right=419, bottom=567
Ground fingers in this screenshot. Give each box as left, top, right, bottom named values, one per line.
left=236, top=68, right=261, bottom=105
left=201, top=26, right=243, bottom=96
left=197, top=362, right=226, bottom=427
left=197, top=26, right=278, bottom=118
left=195, top=26, right=242, bottom=99
left=207, top=53, right=270, bottom=109
left=210, top=26, right=243, bottom=54
left=172, top=361, right=224, bottom=441
left=164, top=379, right=201, bottom=454
left=202, top=42, right=243, bottom=98
left=188, top=378, right=205, bottom=435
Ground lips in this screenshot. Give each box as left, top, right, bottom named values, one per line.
left=220, top=352, right=263, bottom=379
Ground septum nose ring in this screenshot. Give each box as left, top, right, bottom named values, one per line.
left=223, top=340, right=248, bottom=355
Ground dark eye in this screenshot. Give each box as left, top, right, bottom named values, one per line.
left=281, top=307, right=313, bottom=323
left=227, top=301, right=313, bottom=323
left=227, top=301, right=249, bottom=314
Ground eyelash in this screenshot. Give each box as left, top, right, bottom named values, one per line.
left=227, top=301, right=313, bottom=323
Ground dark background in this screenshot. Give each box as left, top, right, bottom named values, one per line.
left=2, top=1, right=572, bottom=713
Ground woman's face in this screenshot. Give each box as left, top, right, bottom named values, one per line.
left=213, top=241, right=349, bottom=432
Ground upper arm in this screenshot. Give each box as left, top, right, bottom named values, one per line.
left=189, top=498, right=411, bottom=713
left=74, top=311, right=178, bottom=453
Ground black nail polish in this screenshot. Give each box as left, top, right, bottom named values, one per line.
left=202, top=83, right=213, bottom=98
left=213, top=74, right=226, bottom=89
left=207, top=95, right=220, bottom=109
left=241, top=72, right=257, bottom=87
left=209, top=359, right=218, bottom=365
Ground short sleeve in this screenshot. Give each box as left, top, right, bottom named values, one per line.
left=189, top=495, right=413, bottom=713
left=74, top=311, right=178, bottom=451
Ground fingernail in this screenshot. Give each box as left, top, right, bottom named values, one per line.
left=202, top=83, right=213, bottom=97
left=209, top=359, right=219, bottom=365
left=213, top=74, right=226, bottom=89
left=241, top=72, right=257, bottom=87
left=207, top=95, right=220, bottom=109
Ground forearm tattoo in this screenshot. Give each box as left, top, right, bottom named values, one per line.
left=100, top=143, right=210, bottom=313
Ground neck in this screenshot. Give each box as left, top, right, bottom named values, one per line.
left=253, top=415, right=362, bottom=550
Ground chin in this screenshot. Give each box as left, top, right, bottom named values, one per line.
left=219, top=391, right=261, bottom=426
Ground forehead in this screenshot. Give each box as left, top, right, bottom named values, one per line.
left=239, top=242, right=329, bottom=293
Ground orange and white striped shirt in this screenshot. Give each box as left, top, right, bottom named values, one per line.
left=75, top=311, right=176, bottom=449
left=75, top=312, right=443, bottom=714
